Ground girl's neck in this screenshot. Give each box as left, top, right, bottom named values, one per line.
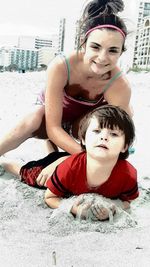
left=86, top=71, right=111, bottom=81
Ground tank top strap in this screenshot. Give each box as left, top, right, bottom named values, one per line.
left=59, top=54, right=71, bottom=82
left=102, top=71, right=123, bottom=94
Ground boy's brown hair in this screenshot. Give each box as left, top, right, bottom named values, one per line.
left=78, top=105, right=135, bottom=160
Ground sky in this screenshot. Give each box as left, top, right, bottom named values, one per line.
left=0, top=0, right=85, bottom=35
left=0, top=0, right=138, bottom=47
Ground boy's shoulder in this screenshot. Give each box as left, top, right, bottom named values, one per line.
left=56, top=152, right=86, bottom=178
left=63, top=152, right=86, bottom=168
left=116, top=159, right=137, bottom=177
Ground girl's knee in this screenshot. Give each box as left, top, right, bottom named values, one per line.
left=27, top=106, right=45, bottom=127
left=32, top=106, right=45, bottom=121
left=30, top=106, right=47, bottom=138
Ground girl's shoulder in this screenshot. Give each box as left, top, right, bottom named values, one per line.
left=50, top=51, right=82, bottom=69
left=110, top=66, right=131, bottom=90
left=111, top=66, right=122, bottom=77
left=46, top=53, right=75, bottom=78
left=46, top=52, right=76, bottom=68
left=112, top=66, right=129, bottom=81
left=62, top=51, right=83, bottom=66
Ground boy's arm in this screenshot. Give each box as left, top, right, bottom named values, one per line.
left=111, top=199, right=131, bottom=210
left=36, top=155, right=69, bottom=187
left=44, top=188, right=62, bottom=208
left=45, top=189, right=92, bottom=218
left=122, top=200, right=131, bottom=210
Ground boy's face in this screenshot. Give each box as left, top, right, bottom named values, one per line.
left=82, top=117, right=127, bottom=161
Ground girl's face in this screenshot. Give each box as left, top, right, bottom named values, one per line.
left=82, top=117, right=127, bottom=161
left=83, top=29, right=124, bottom=75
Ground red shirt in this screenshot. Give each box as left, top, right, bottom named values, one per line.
left=46, top=152, right=139, bottom=201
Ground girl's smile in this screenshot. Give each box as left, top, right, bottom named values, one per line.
left=84, top=29, right=124, bottom=76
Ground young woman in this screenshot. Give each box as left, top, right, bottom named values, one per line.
left=0, top=0, right=133, bottom=175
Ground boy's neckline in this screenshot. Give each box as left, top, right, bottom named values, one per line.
left=87, top=177, right=109, bottom=190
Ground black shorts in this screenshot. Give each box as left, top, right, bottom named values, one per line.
left=20, top=151, right=70, bottom=189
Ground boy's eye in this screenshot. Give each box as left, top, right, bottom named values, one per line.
left=110, top=132, right=119, bottom=137
left=111, top=133, right=118, bottom=136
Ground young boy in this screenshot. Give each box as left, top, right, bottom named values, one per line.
left=44, top=105, right=139, bottom=221
left=0, top=105, right=139, bottom=221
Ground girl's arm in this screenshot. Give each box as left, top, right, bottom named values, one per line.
left=104, top=74, right=133, bottom=117
left=45, top=57, right=81, bottom=154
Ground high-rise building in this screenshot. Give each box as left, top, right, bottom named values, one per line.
left=0, top=47, right=11, bottom=69
left=133, top=0, right=150, bottom=68
left=58, top=18, right=66, bottom=53
left=11, top=47, right=38, bottom=71
left=35, top=18, right=66, bottom=53
left=0, top=18, right=66, bottom=71
left=35, top=34, right=58, bottom=50
left=38, top=47, right=56, bottom=68
left=134, top=15, right=150, bottom=68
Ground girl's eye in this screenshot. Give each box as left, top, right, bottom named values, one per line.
left=91, top=45, right=99, bottom=50
left=93, top=129, right=100, bottom=133
left=109, top=49, right=119, bottom=54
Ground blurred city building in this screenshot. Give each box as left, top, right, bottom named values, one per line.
left=0, top=3, right=150, bottom=72
left=0, top=47, right=10, bottom=71
left=0, top=18, right=65, bottom=72
left=133, top=0, right=150, bottom=69
left=10, top=47, right=38, bottom=72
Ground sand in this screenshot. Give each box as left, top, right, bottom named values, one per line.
left=0, top=70, right=150, bottom=267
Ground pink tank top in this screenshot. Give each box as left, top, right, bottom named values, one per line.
left=39, top=55, right=122, bottom=123
left=62, top=90, right=107, bottom=122
left=61, top=54, right=122, bottom=122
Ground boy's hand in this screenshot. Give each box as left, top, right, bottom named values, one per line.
left=36, top=166, right=51, bottom=187
left=71, top=195, right=92, bottom=219
left=36, top=156, right=69, bottom=187
left=90, top=203, right=116, bottom=221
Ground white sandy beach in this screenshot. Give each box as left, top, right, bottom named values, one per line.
left=0, top=70, right=150, bottom=267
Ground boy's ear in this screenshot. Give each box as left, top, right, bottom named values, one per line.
left=121, top=144, right=128, bottom=153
